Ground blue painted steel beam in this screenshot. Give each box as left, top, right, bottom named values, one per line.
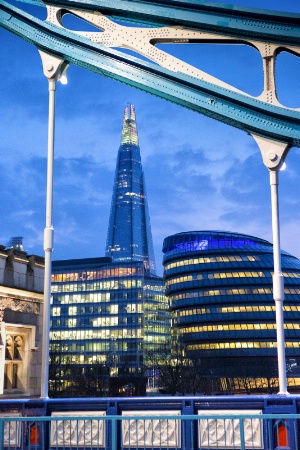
left=14, top=0, right=300, bottom=47
left=0, top=0, right=299, bottom=148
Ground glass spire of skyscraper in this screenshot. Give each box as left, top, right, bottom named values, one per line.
left=105, top=104, right=156, bottom=275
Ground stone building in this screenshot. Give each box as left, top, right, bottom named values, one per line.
left=0, top=245, right=44, bottom=397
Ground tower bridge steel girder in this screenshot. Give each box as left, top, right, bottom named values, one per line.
left=0, top=0, right=300, bottom=166
left=1, top=0, right=299, bottom=397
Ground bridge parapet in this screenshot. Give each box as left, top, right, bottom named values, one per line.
left=0, top=395, right=300, bottom=449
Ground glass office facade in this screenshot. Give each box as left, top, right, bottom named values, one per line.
left=106, top=104, right=156, bottom=275
left=51, top=258, right=169, bottom=376
left=163, top=231, right=300, bottom=380
left=50, top=105, right=169, bottom=394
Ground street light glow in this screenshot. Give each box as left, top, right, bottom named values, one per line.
left=60, top=74, right=68, bottom=85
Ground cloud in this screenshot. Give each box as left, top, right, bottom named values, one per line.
left=1, top=0, right=299, bottom=276
left=281, top=221, right=300, bottom=259
left=147, top=140, right=300, bottom=273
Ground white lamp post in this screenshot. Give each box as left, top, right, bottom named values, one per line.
left=270, top=169, right=287, bottom=394
left=39, top=51, right=68, bottom=398
left=253, top=135, right=290, bottom=395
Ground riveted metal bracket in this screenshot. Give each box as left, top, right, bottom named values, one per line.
left=38, top=50, right=69, bottom=81
left=251, top=134, right=290, bottom=170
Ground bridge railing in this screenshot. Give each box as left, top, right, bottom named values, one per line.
left=0, top=412, right=298, bottom=450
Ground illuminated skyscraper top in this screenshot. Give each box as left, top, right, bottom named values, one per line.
left=120, top=103, right=139, bottom=146
left=105, top=104, right=156, bottom=275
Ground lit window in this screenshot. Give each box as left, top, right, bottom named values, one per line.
left=68, top=306, right=77, bottom=315
left=68, top=319, right=77, bottom=328
left=52, top=307, right=61, bottom=317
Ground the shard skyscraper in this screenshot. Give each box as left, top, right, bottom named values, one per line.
left=105, top=104, right=156, bottom=275
left=50, top=104, right=170, bottom=395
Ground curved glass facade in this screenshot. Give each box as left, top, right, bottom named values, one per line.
left=163, top=231, right=300, bottom=378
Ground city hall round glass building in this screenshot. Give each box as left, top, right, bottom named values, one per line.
left=163, top=231, right=300, bottom=388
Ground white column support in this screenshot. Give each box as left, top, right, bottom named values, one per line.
left=39, top=51, right=69, bottom=398
left=40, top=77, right=56, bottom=399
left=269, top=170, right=288, bottom=395
left=252, top=134, right=290, bottom=395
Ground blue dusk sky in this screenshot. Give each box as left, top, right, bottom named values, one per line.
left=0, top=0, right=299, bottom=275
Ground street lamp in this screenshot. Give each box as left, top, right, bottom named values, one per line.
left=252, top=135, right=290, bottom=395
left=39, top=51, right=68, bottom=398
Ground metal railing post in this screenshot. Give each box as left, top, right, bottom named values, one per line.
left=111, top=417, right=117, bottom=450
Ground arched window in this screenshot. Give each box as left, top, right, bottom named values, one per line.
left=4, top=334, right=23, bottom=390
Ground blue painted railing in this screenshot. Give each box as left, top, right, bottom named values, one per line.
left=0, top=395, right=300, bottom=449
left=0, top=412, right=299, bottom=450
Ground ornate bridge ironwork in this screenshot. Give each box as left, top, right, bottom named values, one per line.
left=0, top=0, right=299, bottom=166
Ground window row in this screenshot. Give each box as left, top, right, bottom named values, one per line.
left=167, top=271, right=300, bottom=287
left=51, top=291, right=147, bottom=304
left=144, top=284, right=165, bottom=292
left=171, top=287, right=300, bottom=301
left=51, top=279, right=143, bottom=292
left=165, top=254, right=260, bottom=270
left=176, top=304, right=300, bottom=317
left=51, top=316, right=144, bottom=328
left=50, top=328, right=144, bottom=340
left=282, top=272, right=300, bottom=279
left=187, top=341, right=300, bottom=350
left=52, top=303, right=144, bottom=318
left=166, top=271, right=267, bottom=287
left=180, top=322, right=300, bottom=334
left=52, top=266, right=143, bottom=282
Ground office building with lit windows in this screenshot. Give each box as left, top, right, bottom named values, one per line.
left=50, top=104, right=169, bottom=394
left=163, top=231, right=300, bottom=388
left=51, top=258, right=168, bottom=376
